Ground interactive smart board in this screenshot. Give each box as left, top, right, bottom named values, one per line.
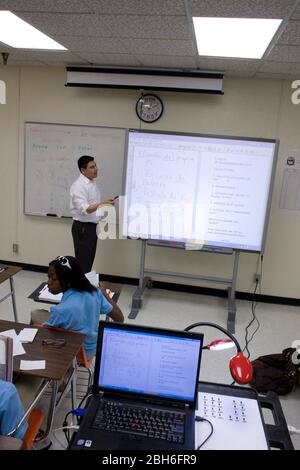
left=122, top=130, right=278, bottom=252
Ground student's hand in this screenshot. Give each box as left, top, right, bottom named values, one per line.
left=99, top=282, right=106, bottom=295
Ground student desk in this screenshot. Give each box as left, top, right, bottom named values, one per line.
left=0, top=319, right=85, bottom=447
left=0, top=264, right=22, bottom=322
left=28, top=281, right=122, bottom=305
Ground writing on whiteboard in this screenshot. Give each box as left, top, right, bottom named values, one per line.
left=25, top=123, right=125, bottom=217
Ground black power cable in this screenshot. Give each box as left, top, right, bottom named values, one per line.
left=243, top=254, right=263, bottom=359
left=195, top=416, right=214, bottom=449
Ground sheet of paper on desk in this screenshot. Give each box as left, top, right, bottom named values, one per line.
left=38, top=285, right=63, bottom=303
left=106, top=289, right=115, bottom=299
left=18, top=328, right=38, bottom=343
left=38, top=271, right=99, bottom=303
left=20, top=360, right=46, bottom=370
left=85, top=270, right=99, bottom=287
left=195, top=391, right=268, bottom=450
left=0, top=330, right=26, bottom=356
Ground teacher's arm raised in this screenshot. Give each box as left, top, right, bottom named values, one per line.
left=86, top=198, right=115, bottom=214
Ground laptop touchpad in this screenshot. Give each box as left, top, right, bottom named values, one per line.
left=118, top=435, right=143, bottom=450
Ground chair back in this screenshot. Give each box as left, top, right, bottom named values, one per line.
left=76, top=345, right=92, bottom=369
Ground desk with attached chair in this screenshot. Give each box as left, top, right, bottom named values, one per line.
left=28, top=281, right=122, bottom=396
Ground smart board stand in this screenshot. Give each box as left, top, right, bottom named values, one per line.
left=128, top=240, right=240, bottom=334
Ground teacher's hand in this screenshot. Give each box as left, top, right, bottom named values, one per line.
left=87, top=199, right=115, bottom=213
left=100, top=198, right=115, bottom=206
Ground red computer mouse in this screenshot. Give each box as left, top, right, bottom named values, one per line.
left=230, top=352, right=253, bottom=384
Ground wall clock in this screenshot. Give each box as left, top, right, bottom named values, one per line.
left=136, top=94, right=163, bottom=123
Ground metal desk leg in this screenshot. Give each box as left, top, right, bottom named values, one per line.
left=71, top=359, right=77, bottom=411
left=7, top=380, right=50, bottom=438
left=35, top=379, right=59, bottom=450
left=9, top=277, right=18, bottom=322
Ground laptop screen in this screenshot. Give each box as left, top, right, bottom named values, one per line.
left=95, top=323, right=203, bottom=403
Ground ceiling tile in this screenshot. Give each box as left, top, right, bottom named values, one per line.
left=16, top=12, right=113, bottom=37
left=55, top=36, right=128, bottom=53
left=267, top=44, right=300, bottom=62
left=259, top=60, right=300, bottom=74
left=7, top=50, right=86, bottom=64
left=5, top=59, right=45, bottom=66
left=189, top=0, right=296, bottom=18
left=136, top=55, right=197, bottom=68
left=85, top=0, right=186, bottom=15
left=0, top=42, right=11, bottom=52
left=225, top=70, right=257, bottom=77
left=102, top=15, right=192, bottom=39
left=198, top=57, right=260, bottom=73
left=121, top=38, right=195, bottom=56
left=77, top=52, right=141, bottom=66
left=277, top=20, right=300, bottom=44
left=0, top=0, right=91, bottom=12
left=256, top=72, right=295, bottom=79
left=291, top=3, right=300, bottom=19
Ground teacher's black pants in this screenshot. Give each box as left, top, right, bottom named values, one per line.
left=72, top=220, right=97, bottom=273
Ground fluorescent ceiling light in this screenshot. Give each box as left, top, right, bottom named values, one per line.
left=0, top=11, right=66, bottom=50
left=193, top=17, right=282, bottom=59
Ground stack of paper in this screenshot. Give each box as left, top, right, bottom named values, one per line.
left=18, top=328, right=38, bottom=343
left=0, top=330, right=26, bottom=356
left=20, top=360, right=46, bottom=371
left=85, top=270, right=99, bottom=287
left=38, top=284, right=63, bottom=303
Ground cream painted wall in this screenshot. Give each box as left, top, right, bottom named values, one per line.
left=0, top=66, right=299, bottom=299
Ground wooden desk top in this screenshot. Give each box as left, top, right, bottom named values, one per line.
left=29, top=281, right=122, bottom=304
left=0, top=435, right=23, bottom=450
left=0, top=319, right=85, bottom=381
left=0, top=265, right=22, bottom=284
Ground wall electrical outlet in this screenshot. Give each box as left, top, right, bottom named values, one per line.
left=12, top=243, right=19, bottom=253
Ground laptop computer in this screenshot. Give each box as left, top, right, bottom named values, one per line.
left=70, top=321, right=203, bottom=450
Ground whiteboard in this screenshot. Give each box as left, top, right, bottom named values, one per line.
left=122, top=130, right=279, bottom=253
left=24, top=122, right=126, bottom=217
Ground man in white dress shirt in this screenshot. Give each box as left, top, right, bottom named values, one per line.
left=70, top=155, right=114, bottom=273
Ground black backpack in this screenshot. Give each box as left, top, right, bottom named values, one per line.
left=250, top=348, right=300, bottom=395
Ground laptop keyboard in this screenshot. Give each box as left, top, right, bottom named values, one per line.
left=92, top=400, right=185, bottom=444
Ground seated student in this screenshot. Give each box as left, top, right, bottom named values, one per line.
left=31, top=256, right=124, bottom=358
left=0, top=379, right=28, bottom=438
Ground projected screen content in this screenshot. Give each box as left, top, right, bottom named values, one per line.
left=98, top=328, right=202, bottom=401
left=122, top=131, right=277, bottom=252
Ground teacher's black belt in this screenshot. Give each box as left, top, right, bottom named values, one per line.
left=73, top=220, right=97, bottom=225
